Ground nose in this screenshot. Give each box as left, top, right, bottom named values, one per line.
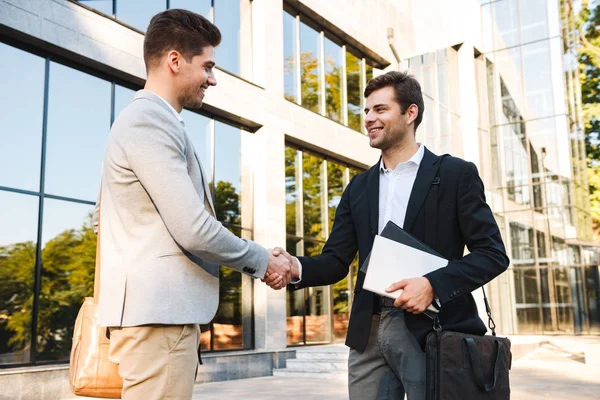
left=364, top=110, right=377, bottom=127
left=208, top=71, right=217, bottom=87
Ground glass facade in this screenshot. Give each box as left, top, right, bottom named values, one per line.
left=282, top=10, right=377, bottom=133
left=476, top=0, right=598, bottom=334
left=0, top=41, right=254, bottom=366
left=285, top=145, right=362, bottom=344
left=407, top=47, right=461, bottom=155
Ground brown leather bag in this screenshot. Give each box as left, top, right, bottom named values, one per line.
left=69, top=199, right=122, bottom=398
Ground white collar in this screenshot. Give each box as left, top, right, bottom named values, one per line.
left=379, top=143, right=425, bottom=172
left=154, top=93, right=184, bottom=124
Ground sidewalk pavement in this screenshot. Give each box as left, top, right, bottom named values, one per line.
left=192, top=336, right=600, bottom=400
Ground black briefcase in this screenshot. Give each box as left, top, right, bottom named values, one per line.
left=425, top=293, right=512, bottom=400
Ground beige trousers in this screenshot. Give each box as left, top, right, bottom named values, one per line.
left=108, top=324, right=201, bottom=400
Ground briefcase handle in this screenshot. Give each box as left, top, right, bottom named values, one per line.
left=464, top=337, right=505, bottom=392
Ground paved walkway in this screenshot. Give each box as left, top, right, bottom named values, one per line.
left=192, top=336, right=600, bottom=400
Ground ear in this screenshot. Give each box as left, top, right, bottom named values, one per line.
left=406, top=103, right=419, bottom=126
left=166, top=50, right=182, bottom=74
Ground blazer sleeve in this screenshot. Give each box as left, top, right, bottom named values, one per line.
left=294, top=176, right=359, bottom=289
left=424, top=162, right=509, bottom=305
left=121, top=112, right=268, bottom=279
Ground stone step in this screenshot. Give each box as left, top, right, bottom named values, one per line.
left=285, top=359, right=347, bottom=372
left=272, top=369, right=347, bottom=379
left=296, top=351, right=349, bottom=361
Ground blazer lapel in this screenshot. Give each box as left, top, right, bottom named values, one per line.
left=403, top=147, right=440, bottom=232
left=366, top=160, right=381, bottom=236
left=193, top=150, right=216, bottom=216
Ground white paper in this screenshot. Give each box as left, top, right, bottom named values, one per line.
left=363, top=235, right=448, bottom=302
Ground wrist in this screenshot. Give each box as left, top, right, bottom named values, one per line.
left=291, top=258, right=300, bottom=280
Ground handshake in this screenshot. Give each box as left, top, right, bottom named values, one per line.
left=263, top=247, right=299, bottom=290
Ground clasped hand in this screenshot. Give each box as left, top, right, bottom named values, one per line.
left=262, top=247, right=297, bottom=290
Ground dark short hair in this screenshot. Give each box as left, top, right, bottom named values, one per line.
left=144, top=9, right=221, bottom=71
left=364, top=71, right=424, bottom=131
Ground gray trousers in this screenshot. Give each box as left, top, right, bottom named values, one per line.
left=348, top=310, right=426, bottom=400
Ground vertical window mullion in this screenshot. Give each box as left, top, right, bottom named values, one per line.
left=360, top=58, right=367, bottom=134
left=341, top=45, right=348, bottom=126
left=295, top=150, right=304, bottom=252
left=295, top=15, right=302, bottom=105
left=30, top=58, right=51, bottom=365
left=209, top=118, right=216, bottom=198
left=319, top=31, right=326, bottom=116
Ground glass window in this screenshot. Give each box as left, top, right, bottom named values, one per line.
left=212, top=121, right=246, bottom=349
left=518, top=0, right=548, bottom=44
left=300, top=21, right=321, bottom=113
left=77, top=0, right=113, bottom=15
left=510, top=222, right=534, bottom=265
left=492, top=0, right=520, bottom=50
left=45, top=62, right=111, bottom=202
left=285, top=147, right=301, bottom=237
left=283, top=11, right=298, bottom=102
left=214, top=226, right=245, bottom=350
left=214, top=0, right=240, bottom=75
left=437, top=58, right=449, bottom=106
left=324, top=37, right=343, bottom=122
left=183, top=110, right=213, bottom=186
left=346, top=51, right=362, bottom=132
left=286, top=236, right=304, bottom=345
left=116, top=0, right=165, bottom=32
left=0, top=191, right=39, bottom=365
left=514, top=268, right=542, bottom=333
left=36, top=199, right=95, bottom=361
left=584, top=266, right=600, bottom=334
left=302, top=152, right=325, bottom=240
left=0, top=43, right=45, bottom=192
left=327, top=161, right=345, bottom=229
left=522, top=40, right=554, bottom=120
left=170, top=0, right=211, bottom=18
left=214, top=121, right=241, bottom=226
left=303, top=241, right=330, bottom=343
left=113, top=85, right=136, bottom=123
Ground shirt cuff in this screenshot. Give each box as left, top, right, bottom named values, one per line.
left=290, top=256, right=302, bottom=284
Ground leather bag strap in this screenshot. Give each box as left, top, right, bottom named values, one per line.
left=464, top=337, right=504, bottom=392
left=428, top=156, right=497, bottom=335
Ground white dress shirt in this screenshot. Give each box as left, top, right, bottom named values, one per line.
left=378, top=144, right=424, bottom=233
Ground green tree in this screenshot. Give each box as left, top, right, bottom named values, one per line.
left=575, top=0, right=600, bottom=238
left=214, top=180, right=241, bottom=226
left=0, top=215, right=96, bottom=362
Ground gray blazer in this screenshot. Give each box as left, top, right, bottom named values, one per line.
left=94, top=90, right=268, bottom=327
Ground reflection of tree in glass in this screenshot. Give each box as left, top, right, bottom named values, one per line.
left=214, top=181, right=241, bottom=226
left=285, top=147, right=299, bottom=236
left=0, top=241, right=35, bottom=359
left=327, top=161, right=345, bottom=228
left=38, top=218, right=96, bottom=360
left=299, top=52, right=320, bottom=113
left=302, top=152, right=324, bottom=240
left=0, top=215, right=96, bottom=361
left=346, top=52, right=362, bottom=132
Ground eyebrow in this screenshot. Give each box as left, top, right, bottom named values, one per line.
left=204, top=61, right=216, bottom=67
left=364, top=103, right=389, bottom=113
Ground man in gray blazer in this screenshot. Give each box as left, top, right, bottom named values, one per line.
left=92, top=9, right=292, bottom=400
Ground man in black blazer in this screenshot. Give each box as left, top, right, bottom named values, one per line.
left=268, top=71, right=509, bottom=399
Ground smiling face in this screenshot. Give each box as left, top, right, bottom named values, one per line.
left=177, top=46, right=217, bottom=109
left=364, top=86, right=416, bottom=151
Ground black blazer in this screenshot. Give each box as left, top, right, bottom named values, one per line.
left=294, top=147, right=510, bottom=351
